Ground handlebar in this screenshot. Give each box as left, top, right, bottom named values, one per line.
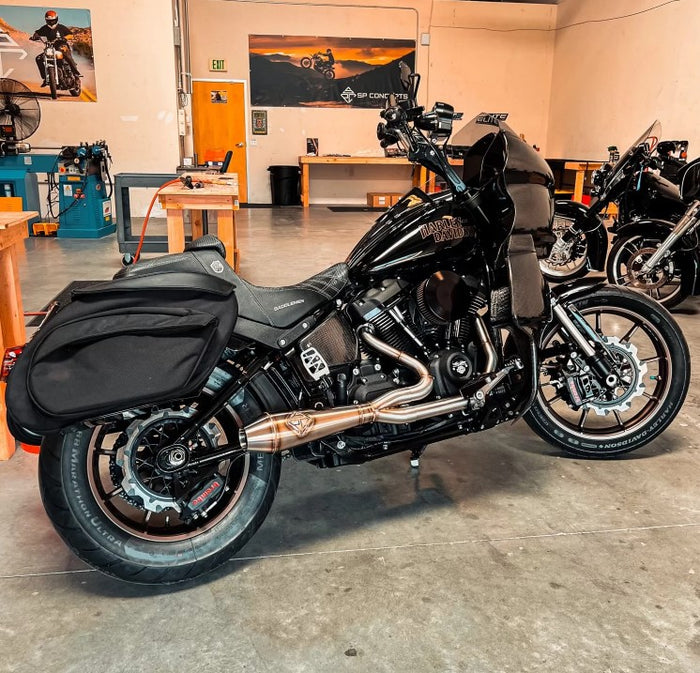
left=377, top=100, right=466, bottom=194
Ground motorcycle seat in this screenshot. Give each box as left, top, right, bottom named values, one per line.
left=233, top=263, right=349, bottom=329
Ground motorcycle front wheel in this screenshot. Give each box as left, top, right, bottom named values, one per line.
left=300, top=57, right=312, bottom=69
left=606, top=234, right=691, bottom=308
left=48, top=68, right=57, bottom=99
left=39, top=389, right=280, bottom=584
left=539, top=215, right=591, bottom=282
left=525, top=287, right=690, bottom=457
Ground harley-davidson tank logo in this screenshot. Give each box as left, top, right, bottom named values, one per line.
left=404, top=194, right=424, bottom=209
left=285, top=411, right=315, bottom=438
left=420, top=216, right=465, bottom=243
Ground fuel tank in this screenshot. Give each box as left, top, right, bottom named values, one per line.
left=346, top=189, right=477, bottom=277
left=628, top=172, right=686, bottom=222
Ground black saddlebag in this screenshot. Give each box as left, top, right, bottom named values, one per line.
left=6, top=282, right=237, bottom=437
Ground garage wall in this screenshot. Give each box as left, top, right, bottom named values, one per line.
left=429, top=1, right=556, bottom=156
left=6, top=0, right=180, bottom=175
left=187, top=0, right=557, bottom=203
left=547, top=0, right=697, bottom=160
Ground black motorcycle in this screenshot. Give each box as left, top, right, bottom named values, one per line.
left=32, top=36, right=81, bottom=99
left=3, top=66, right=690, bottom=584
left=606, top=153, right=700, bottom=306
left=540, top=122, right=689, bottom=283
left=300, top=53, right=335, bottom=80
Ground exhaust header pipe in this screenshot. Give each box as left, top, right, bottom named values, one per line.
left=241, top=329, right=507, bottom=454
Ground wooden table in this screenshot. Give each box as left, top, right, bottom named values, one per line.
left=158, top=180, right=240, bottom=272
left=564, top=161, right=604, bottom=203
left=299, top=156, right=427, bottom=207
left=0, top=211, right=35, bottom=460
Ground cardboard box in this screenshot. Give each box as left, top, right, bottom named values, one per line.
left=367, top=192, right=404, bottom=208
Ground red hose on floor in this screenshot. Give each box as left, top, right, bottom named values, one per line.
left=132, top=178, right=182, bottom=263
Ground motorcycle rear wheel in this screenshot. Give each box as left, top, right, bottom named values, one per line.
left=606, top=234, right=691, bottom=308
left=525, top=287, right=690, bottom=457
left=324, top=69, right=335, bottom=80
left=39, top=390, right=280, bottom=584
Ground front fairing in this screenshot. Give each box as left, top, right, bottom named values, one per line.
left=346, top=189, right=477, bottom=277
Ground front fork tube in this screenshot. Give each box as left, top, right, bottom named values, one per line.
left=552, top=301, right=618, bottom=389
left=641, top=200, right=700, bottom=273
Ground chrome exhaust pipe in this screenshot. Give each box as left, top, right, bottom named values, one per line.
left=241, top=328, right=508, bottom=454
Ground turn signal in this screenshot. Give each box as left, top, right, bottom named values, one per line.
left=1, top=346, right=24, bottom=383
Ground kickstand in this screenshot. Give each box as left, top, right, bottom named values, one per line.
left=410, top=446, right=426, bottom=470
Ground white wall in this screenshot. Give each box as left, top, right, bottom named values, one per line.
left=188, top=0, right=557, bottom=203
left=8, top=0, right=180, bottom=175
left=548, top=0, right=697, bottom=160
left=429, top=1, right=556, bottom=154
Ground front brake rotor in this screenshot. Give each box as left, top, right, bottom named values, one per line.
left=583, top=336, right=648, bottom=416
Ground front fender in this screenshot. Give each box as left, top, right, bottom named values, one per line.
left=554, top=200, right=607, bottom=271
left=612, top=218, right=675, bottom=240
left=549, top=278, right=608, bottom=303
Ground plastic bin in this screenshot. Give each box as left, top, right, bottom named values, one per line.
left=268, top=165, right=301, bottom=205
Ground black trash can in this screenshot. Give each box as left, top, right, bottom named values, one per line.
left=268, top=165, right=301, bottom=205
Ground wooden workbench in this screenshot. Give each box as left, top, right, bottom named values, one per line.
left=158, top=178, right=240, bottom=272
left=0, top=211, right=36, bottom=460
left=564, top=161, right=604, bottom=203
left=299, top=156, right=427, bottom=207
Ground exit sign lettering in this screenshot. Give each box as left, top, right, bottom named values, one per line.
left=210, top=59, right=227, bottom=72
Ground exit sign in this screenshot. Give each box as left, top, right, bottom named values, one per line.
left=210, top=59, right=227, bottom=72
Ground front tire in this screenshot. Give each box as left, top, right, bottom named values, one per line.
left=48, top=68, right=57, bottom=99
left=300, top=57, right=312, bottom=69
left=539, top=216, right=591, bottom=283
left=606, top=234, right=691, bottom=308
left=525, top=287, right=690, bottom=457
left=39, top=391, right=281, bottom=584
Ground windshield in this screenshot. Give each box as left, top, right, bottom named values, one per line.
left=612, top=120, right=661, bottom=172
left=449, top=113, right=553, bottom=183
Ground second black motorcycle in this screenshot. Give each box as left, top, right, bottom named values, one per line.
left=540, top=122, right=692, bottom=284
left=3, top=66, right=690, bottom=584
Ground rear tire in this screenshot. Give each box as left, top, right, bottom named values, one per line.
left=324, top=69, right=335, bottom=80
left=525, top=287, right=690, bottom=457
left=39, top=388, right=281, bottom=584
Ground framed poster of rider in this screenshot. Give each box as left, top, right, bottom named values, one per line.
left=0, top=5, right=96, bottom=101
left=249, top=35, right=415, bottom=108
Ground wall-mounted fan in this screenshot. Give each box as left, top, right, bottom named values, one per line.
left=0, top=78, right=41, bottom=153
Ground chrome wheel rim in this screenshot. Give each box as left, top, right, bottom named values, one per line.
left=610, top=236, right=683, bottom=304
left=540, top=217, right=589, bottom=278
left=537, top=305, right=672, bottom=440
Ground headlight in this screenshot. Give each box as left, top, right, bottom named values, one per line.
left=45, top=47, right=55, bottom=56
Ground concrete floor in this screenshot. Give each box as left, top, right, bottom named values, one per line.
left=1, top=208, right=699, bottom=673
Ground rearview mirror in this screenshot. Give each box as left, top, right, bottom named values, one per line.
left=398, top=62, right=419, bottom=107
left=399, top=61, right=411, bottom=91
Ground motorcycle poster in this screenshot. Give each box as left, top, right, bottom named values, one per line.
left=0, top=5, right=96, bottom=102
left=249, top=35, right=415, bottom=108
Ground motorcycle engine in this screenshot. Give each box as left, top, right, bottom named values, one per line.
left=346, top=272, right=482, bottom=400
